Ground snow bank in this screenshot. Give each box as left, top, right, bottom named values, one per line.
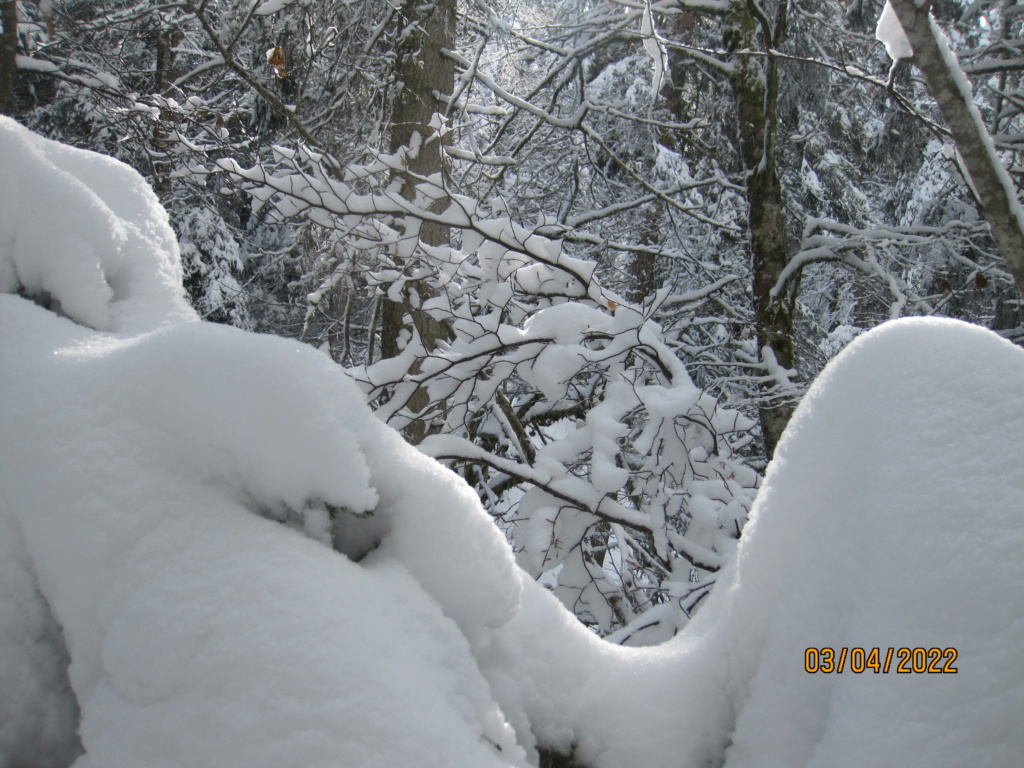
left=3, top=121, right=1022, bottom=768
left=0, top=296, right=527, bottom=768
left=483, top=317, right=1024, bottom=768
left=0, top=505, right=82, bottom=767
left=716, top=316, right=1024, bottom=768
left=0, top=116, right=194, bottom=332
left=0, top=121, right=525, bottom=768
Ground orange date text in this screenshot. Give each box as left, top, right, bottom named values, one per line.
left=804, top=647, right=958, bottom=674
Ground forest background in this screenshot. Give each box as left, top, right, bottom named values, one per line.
left=2, top=0, right=1023, bottom=642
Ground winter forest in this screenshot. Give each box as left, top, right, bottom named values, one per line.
left=1, top=0, right=1024, bottom=765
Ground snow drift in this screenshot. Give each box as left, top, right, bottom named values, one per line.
left=0, top=117, right=194, bottom=333
left=0, top=116, right=525, bottom=768
left=2, top=116, right=1022, bottom=768
left=481, top=315, right=1024, bottom=768
left=712, top=315, right=1024, bottom=768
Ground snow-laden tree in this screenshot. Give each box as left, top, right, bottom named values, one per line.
left=6, top=0, right=756, bottom=637
left=882, top=0, right=1024, bottom=299
left=217, top=138, right=759, bottom=639
left=435, top=0, right=977, bottom=456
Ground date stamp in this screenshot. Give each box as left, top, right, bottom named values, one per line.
left=805, top=647, right=958, bottom=674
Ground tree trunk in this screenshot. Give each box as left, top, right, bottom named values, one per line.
left=0, top=1, right=18, bottom=115
left=726, top=0, right=795, bottom=459
left=888, top=0, right=1024, bottom=298
left=627, top=203, right=662, bottom=304
left=387, top=0, right=455, bottom=243
left=380, top=0, right=456, bottom=442
left=151, top=28, right=178, bottom=197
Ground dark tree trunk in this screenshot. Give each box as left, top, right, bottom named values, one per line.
left=151, top=28, right=179, bottom=197
left=380, top=0, right=456, bottom=442
left=0, top=1, right=18, bottom=115
left=387, top=0, right=455, bottom=244
left=627, top=203, right=663, bottom=304
left=726, top=0, right=795, bottom=460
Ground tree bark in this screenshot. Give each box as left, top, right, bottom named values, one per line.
left=726, top=0, right=795, bottom=459
left=627, top=203, right=662, bottom=304
left=151, top=28, right=179, bottom=197
left=380, top=0, right=456, bottom=442
left=387, top=0, right=455, bottom=243
left=888, top=0, right=1024, bottom=297
left=0, top=1, right=18, bottom=115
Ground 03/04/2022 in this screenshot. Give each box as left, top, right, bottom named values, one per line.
left=804, top=647, right=958, bottom=674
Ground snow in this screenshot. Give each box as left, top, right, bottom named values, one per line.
left=0, top=507, right=82, bottom=767
left=641, top=1, right=668, bottom=101
left=255, top=0, right=302, bottom=15
left=0, top=300, right=532, bottom=768
left=0, top=119, right=526, bottom=768
left=0, top=117, right=194, bottom=333
left=761, top=344, right=797, bottom=389
left=1, top=297, right=533, bottom=768
left=711, top=316, right=1024, bottom=768
left=484, top=316, right=1024, bottom=768
left=3, top=120, right=1023, bottom=768
left=876, top=2, right=914, bottom=60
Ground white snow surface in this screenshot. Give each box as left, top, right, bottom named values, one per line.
left=2, top=119, right=1023, bottom=768
left=0, top=119, right=525, bottom=768
left=484, top=316, right=1024, bottom=768
left=0, top=117, right=195, bottom=333
left=876, top=2, right=913, bottom=60
left=714, top=316, right=1024, bottom=768
left=0, top=298, right=530, bottom=768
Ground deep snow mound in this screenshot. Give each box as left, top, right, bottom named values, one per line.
left=717, top=316, right=1024, bottom=768
left=0, top=116, right=195, bottom=332
left=480, top=317, right=1024, bottom=768
left=0, top=119, right=526, bottom=768
left=0, top=297, right=528, bottom=768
